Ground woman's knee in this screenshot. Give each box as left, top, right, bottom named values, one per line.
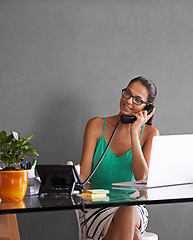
left=114, top=206, right=140, bottom=225
left=111, top=206, right=141, bottom=229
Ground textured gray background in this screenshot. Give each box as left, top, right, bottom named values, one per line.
left=0, top=0, right=193, bottom=239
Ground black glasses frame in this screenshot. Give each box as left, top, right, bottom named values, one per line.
left=121, top=88, right=150, bottom=106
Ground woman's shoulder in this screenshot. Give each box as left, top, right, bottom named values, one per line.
left=141, top=125, right=159, bottom=146
left=86, top=117, right=105, bottom=128
left=85, top=117, right=105, bottom=139
left=144, top=124, right=159, bottom=138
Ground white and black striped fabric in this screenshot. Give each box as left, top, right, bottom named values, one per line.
left=78, top=205, right=148, bottom=240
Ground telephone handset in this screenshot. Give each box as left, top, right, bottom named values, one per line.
left=121, top=104, right=154, bottom=124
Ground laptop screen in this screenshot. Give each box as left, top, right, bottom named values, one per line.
left=147, top=134, right=193, bottom=188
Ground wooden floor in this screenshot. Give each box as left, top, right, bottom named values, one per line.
left=0, top=214, right=20, bottom=240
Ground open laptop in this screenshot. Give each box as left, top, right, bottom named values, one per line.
left=112, top=134, right=193, bottom=189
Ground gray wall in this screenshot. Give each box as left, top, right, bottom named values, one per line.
left=0, top=0, right=193, bottom=239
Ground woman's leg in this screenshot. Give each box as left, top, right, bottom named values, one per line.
left=103, top=206, right=142, bottom=240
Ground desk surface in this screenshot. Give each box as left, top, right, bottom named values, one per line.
left=1, top=183, right=193, bottom=215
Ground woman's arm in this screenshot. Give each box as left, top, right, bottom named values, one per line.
left=131, top=110, right=159, bottom=180
left=131, top=126, right=159, bottom=180
left=80, top=117, right=104, bottom=182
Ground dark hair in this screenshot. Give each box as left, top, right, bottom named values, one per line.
left=128, top=76, right=157, bottom=125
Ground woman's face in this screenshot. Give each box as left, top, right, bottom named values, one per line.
left=120, top=81, right=149, bottom=116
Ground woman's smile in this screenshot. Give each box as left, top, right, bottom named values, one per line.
left=123, top=103, right=132, bottom=112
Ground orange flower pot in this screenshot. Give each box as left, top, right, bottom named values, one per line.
left=0, top=199, right=26, bottom=210
left=0, top=170, right=28, bottom=201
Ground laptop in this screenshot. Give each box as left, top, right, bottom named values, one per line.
left=112, top=134, right=193, bottom=189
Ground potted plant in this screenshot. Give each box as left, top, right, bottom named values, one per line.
left=0, top=130, right=39, bottom=201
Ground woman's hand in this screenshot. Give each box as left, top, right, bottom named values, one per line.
left=130, top=107, right=155, bottom=133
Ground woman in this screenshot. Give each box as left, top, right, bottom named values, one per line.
left=79, top=76, right=159, bottom=240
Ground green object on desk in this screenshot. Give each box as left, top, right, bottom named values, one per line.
left=32, top=159, right=37, bottom=168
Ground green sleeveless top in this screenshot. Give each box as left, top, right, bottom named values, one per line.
left=90, top=118, right=145, bottom=185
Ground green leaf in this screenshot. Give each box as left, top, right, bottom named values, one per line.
left=7, top=134, right=14, bottom=143
left=23, top=135, right=34, bottom=142
left=26, top=148, right=39, bottom=156
left=0, top=131, right=7, bottom=143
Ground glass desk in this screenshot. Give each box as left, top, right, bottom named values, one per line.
left=1, top=183, right=193, bottom=214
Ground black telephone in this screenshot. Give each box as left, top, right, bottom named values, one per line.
left=36, top=164, right=84, bottom=196
left=121, top=104, right=154, bottom=124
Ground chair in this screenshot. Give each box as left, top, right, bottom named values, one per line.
left=67, top=162, right=159, bottom=240
left=141, top=231, right=158, bottom=240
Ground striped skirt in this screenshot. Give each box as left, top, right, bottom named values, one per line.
left=77, top=205, right=148, bottom=240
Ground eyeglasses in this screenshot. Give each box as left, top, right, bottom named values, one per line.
left=121, top=88, right=150, bottom=106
